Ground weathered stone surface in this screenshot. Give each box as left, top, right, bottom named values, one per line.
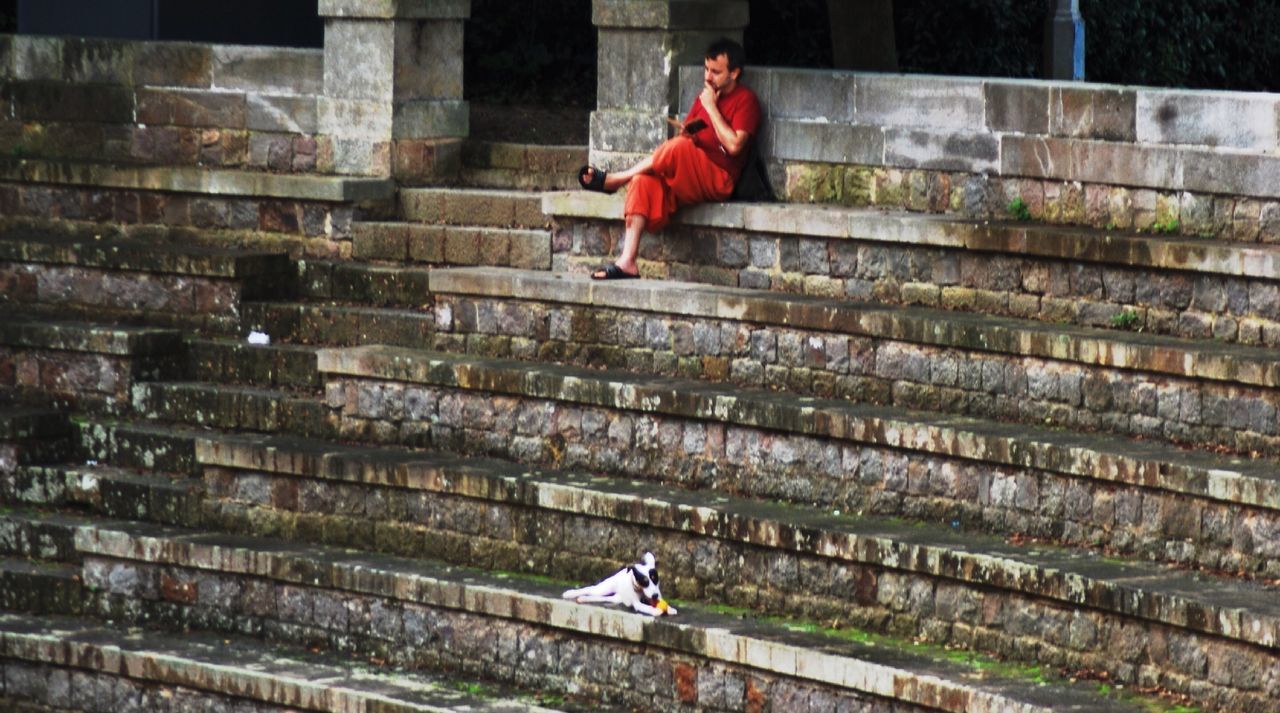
left=318, top=0, right=472, bottom=19
left=592, top=0, right=750, bottom=30
left=855, top=75, right=986, bottom=132
left=766, top=69, right=857, bottom=122
left=212, top=46, right=323, bottom=96
left=884, top=129, right=998, bottom=173
left=1137, top=90, right=1280, bottom=151
left=984, top=81, right=1049, bottom=134
left=1049, top=86, right=1136, bottom=141
left=769, top=121, right=882, bottom=165
left=245, top=94, right=319, bottom=133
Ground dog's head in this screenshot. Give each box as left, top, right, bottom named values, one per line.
left=628, top=552, right=663, bottom=606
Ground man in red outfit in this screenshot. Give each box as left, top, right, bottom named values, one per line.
left=580, top=38, right=761, bottom=280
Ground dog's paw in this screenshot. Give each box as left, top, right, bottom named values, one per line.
left=665, top=605, right=678, bottom=616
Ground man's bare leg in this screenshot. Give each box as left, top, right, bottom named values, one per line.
left=592, top=213, right=645, bottom=279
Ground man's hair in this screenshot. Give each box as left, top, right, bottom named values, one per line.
left=705, top=38, right=745, bottom=71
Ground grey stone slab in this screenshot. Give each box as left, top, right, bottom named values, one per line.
left=0, top=158, right=393, bottom=202
left=541, top=190, right=623, bottom=220
left=8, top=36, right=62, bottom=81
left=596, top=28, right=675, bottom=112
left=392, top=99, right=469, bottom=139
left=855, top=74, right=986, bottom=131
left=984, top=80, right=1049, bottom=135
left=61, top=37, right=134, bottom=84
left=320, top=98, right=395, bottom=140
left=1183, top=150, right=1280, bottom=201
left=885, top=128, right=999, bottom=173
left=589, top=109, right=667, bottom=154
left=767, top=69, right=856, bottom=122
left=1137, top=89, right=1280, bottom=151
left=246, top=93, right=320, bottom=133
left=318, top=0, right=471, bottom=19
left=213, top=45, right=323, bottom=96
left=133, top=42, right=214, bottom=88
left=1049, top=86, right=1137, bottom=141
left=769, top=120, right=882, bottom=165
left=1001, top=135, right=1184, bottom=192
left=1002, top=134, right=1280, bottom=200
left=393, top=20, right=464, bottom=101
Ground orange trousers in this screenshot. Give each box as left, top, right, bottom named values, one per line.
left=624, top=136, right=734, bottom=233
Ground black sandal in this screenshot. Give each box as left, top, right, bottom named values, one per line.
left=591, top=264, right=639, bottom=280
left=578, top=165, right=615, bottom=194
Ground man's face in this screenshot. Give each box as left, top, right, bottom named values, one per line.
left=704, top=54, right=740, bottom=92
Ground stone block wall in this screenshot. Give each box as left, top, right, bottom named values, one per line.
left=0, top=35, right=328, bottom=174
left=671, top=66, right=1280, bottom=238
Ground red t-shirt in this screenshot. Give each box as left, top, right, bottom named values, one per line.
left=683, top=83, right=761, bottom=182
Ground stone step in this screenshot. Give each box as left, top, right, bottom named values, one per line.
left=0, top=405, right=73, bottom=469
left=0, top=231, right=291, bottom=332
left=426, top=266, right=1280, bottom=459
left=352, top=222, right=552, bottom=270
left=0, top=559, right=86, bottom=616
left=544, top=192, right=1280, bottom=348
left=459, top=166, right=581, bottom=192
left=400, top=188, right=549, bottom=229
left=75, top=419, right=205, bottom=476
left=296, top=259, right=433, bottom=305
left=0, top=318, right=185, bottom=413
left=0, top=612, right=565, bottom=713
left=130, top=381, right=337, bottom=440
left=460, top=140, right=586, bottom=191
left=244, top=301, right=434, bottom=348
left=188, top=428, right=1280, bottom=710
left=462, top=141, right=587, bottom=175
left=0, top=509, right=83, bottom=562
left=187, top=337, right=321, bottom=390
left=317, top=347, right=1280, bottom=579
left=69, top=518, right=1154, bottom=713
left=5, top=464, right=200, bottom=525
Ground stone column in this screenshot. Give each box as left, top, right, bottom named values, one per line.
left=1044, top=0, right=1085, bottom=81
left=590, top=0, right=749, bottom=170
left=318, top=0, right=469, bottom=183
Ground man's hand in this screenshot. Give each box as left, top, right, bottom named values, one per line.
left=699, top=80, right=719, bottom=112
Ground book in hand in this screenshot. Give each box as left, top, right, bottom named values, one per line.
left=666, top=116, right=707, bottom=134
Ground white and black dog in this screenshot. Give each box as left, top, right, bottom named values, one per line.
left=562, top=551, right=676, bottom=617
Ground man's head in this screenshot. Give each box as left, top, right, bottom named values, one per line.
left=704, top=38, right=745, bottom=93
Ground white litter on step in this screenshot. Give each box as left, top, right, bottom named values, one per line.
left=247, top=331, right=271, bottom=345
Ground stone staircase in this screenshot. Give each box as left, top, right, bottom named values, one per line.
left=2, top=139, right=1277, bottom=712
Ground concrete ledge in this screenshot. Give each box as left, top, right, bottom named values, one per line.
left=196, top=430, right=1280, bottom=653
left=0, top=319, right=182, bottom=356
left=317, top=347, right=1280, bottom=512
left=428, top=267, right=1280, bottom=390
left=541, top=192, right=1280, bottom=281
left=0, top=158, right=395, bottom=203
left=0, top=612, right=536, bottom=713
left=71, top=519, right=1148, bottom=713
left=318, top=0, right=471, bottom=20
left=0, top=406, right=68, bottom=440
left=0, top=233, right=289, bottom=278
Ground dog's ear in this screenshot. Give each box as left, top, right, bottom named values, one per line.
left=642, top=552, right=656, bottom=567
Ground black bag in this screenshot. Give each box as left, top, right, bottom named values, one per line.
left=730, top=142, right=775, bottom=202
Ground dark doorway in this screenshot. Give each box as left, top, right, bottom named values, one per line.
left=15, top=0, right=321, bottom=47
left=464, top=0, right=594, bottom=145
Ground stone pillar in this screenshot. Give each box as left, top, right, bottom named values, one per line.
left=590, top=0, right=749, bottom=170
left=1044, top=0, right=1085, bottom=81
left=318, top=0, right=469, bottom=183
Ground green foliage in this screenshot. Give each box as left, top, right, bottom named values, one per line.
left=1151, top=218, right=1181, bottom=234
left=1110, top=310, right=1141, bottom=330
left=1083, top=0, right=1280, bottom=92
left=1007, top=197, right=1033, bottom=221
left=895, top=0, right=1041, bottom=78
